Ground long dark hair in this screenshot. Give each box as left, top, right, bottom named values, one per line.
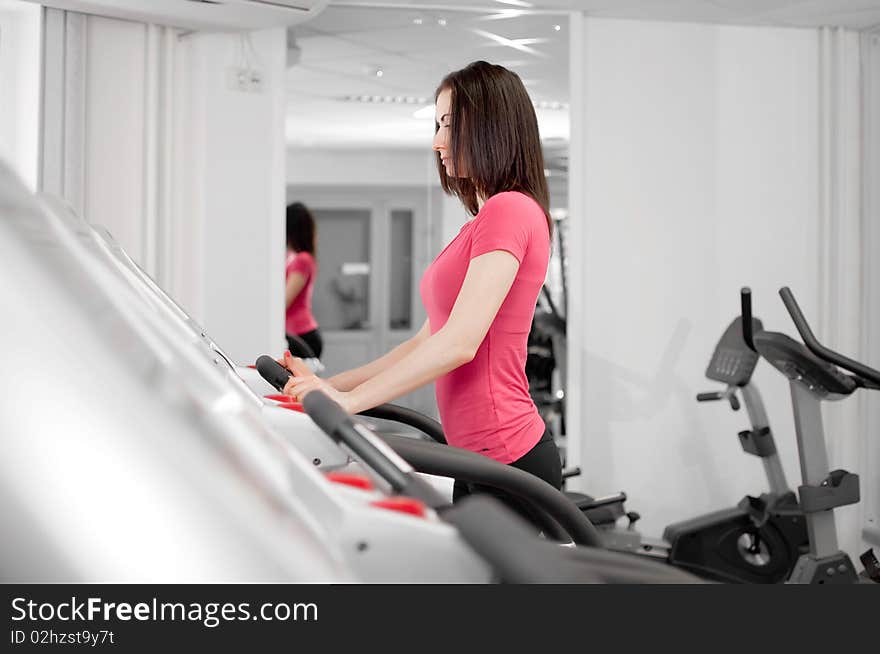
left=286, top=202, right=316, bottom=255
left=435, top=61, right=551, bottom=236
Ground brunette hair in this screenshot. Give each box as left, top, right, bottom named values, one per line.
left=286, top=202, right=316, bottom=255
left=435, top=61, right=551, bottom=235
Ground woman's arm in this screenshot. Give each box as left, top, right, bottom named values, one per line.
left=285, top=271, right=307, bottom=308
left=285, top=250, right=520, bottom=412
left=327, top=319, right=431, bottom=391
left=280, top=319, right=431, bottom=390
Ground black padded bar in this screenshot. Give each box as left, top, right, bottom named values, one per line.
left=380, top=432, right=603, bottom=547
left=561, top=542, right=703, bottom=584
left=779, top=287, right=880, bottom=386
left=741, top=287, right=756, bottom=352
left=255, top=355, right=292, bottom=392
left=441, top=495, right=599, bottom=584
left=360, top=404, right=447, bottom=444
left=302, top=391, right=447, bottom=507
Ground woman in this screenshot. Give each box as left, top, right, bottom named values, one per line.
left=285, top=202, right=322, bottom=359
left=282, top=61, right=560, bottom=518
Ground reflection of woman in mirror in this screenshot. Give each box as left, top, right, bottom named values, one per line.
left=285, top=202, right=322, bottom=358
left=282, top=62, right=558, bottom=525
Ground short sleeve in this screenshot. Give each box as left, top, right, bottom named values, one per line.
left=469, top=192, right=537, bottom=264
left=287, top=252, right=313, bottom=279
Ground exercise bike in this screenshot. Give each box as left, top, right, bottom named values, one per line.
left=549, top=299, right=809, bottom=582
left=741, top=287, right=878, bottom=582
left=658, top=306, right=809, bottom=583
left=601, top=287, right=878, bottom=583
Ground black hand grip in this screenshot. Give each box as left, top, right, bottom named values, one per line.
left=359, top=404, right=447, bottom=444
left=255, top=355, right=292, bottom=392
left=779, top=287, right=880, bottom=386
left=302, top=391, right=448, bottom=508
left=696, top=392, right=722, bottom=402
left=301, top=388, right=350, bottom=438
left=741, top=287, right=756, bottom=352
left=302, top=391, right=417, bottom=496
left=728, top=394, right=741, bottom=411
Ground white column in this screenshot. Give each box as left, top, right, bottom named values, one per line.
left=564, top=10, right=586, bottom=485
left=859, top=28, right=880, bottom=550
left=815, top=26, right=865, bottom=563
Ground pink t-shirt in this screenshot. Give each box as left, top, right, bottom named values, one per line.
left=419, top=191, right=550, bottom=464
left=285, top=251, right=318, bottom=335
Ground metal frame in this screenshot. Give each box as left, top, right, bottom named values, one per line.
left=740, top=383, right=790, bottom=496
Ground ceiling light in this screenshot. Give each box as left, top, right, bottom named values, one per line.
left=413, top=105, right=435, bottom=119
left=482, top=10, right=527, bottom=21
left=438, top=18, right=447, bottom=27
left=343, top=95, right=430, bottom=106
left=534, top=100, right=568, bottom=110
left=495, top=0, right=533, bottom=6
left=472, top=29, right=547, bottom=57
left=363, top=64, right=386, bottom=78
left=413, top=17, right=423, bottom=25
left=554, top=24, right=561, bottom=31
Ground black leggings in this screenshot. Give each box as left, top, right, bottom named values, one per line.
left=452, top=429, right=562, bottom=531
left=287, top=329, right=323, bottom=359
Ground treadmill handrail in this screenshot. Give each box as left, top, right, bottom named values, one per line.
left=360, top=405, right=447, bottom=445
left=380, top=432, right=603, bottom=548
left=779, top=287, right=880, bottom=386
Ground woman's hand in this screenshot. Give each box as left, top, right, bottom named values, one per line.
left=278, top=350, right=314, bottom=376
left=278, top=350, right=355, bottom=412
left=283, top=374, right=355, bottom=414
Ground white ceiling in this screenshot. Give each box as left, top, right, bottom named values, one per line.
left=287, top=1, right=880, bottom=152
left=338, top=1, right=880, bottom=30
left=286, top=5, right=570, bottom=150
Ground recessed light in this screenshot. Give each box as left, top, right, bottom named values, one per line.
left=554, top=24, right=561, bottom=32
left=438, top=18, right=447, bottom=27
left=342, top=96, right=430, bottom=106
left=472, top=29, right=547, bottom=57
left=533, top=100, right=568, bottom=110
left=413, top=17, right=423, bottom=25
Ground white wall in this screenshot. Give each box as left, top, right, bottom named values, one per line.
left=82, top=16, right=147, bottom=259
left=862, top=29, right=880, bottom=550
left=569, top=18, right=835, bottom=549
left=287, top=147, right=567, bottom=260
left=287, top=147, right=471, bottom=256
left=288, top=148, right=435, bottom=188
left=0, top=1, right=40, bottom=191
left=40, top=12, right=287, bottom=366
left=179, top=28, right=287, bottom=365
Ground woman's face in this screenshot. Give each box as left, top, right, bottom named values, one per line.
left=432, top=88, right=462, bottom=177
